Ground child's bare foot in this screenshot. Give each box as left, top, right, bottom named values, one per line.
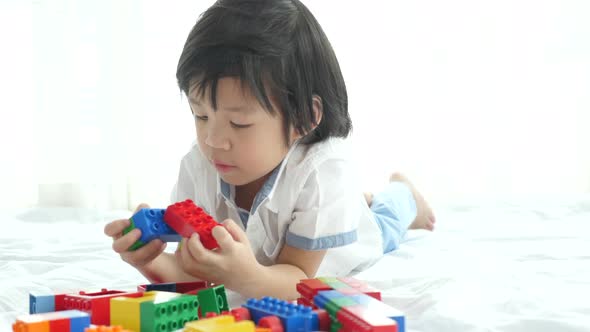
left=389, top=172, right=436, bottom=231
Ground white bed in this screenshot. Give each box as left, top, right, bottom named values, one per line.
left=2, top=195, right=590, bottom=331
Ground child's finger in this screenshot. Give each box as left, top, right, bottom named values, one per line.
left=186, top=233, right=210, bottom=262
left=112, top=228, right=141, bottom=253
left=130, top=239, right=166, bottom=266
left=104, top=219, right=130, bottom=237
left=212, top=224, right=236, bottom=252
left=222, top=219, right=248, bottom=243
left=177, top=238, right=197, bottom=270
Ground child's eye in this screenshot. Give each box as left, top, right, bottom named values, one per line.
left=195, top=115, right=208, bottom=121
left=230, top=121, right=252, bottom=129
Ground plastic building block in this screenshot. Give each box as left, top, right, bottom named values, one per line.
left=257, top=315, right=283, bottom=332
left=137, top=281, right=209, bottom=294
left=347, top=294, right=405, bottom=332
left=325, top=297, right=357, bottom=321
left=123, top=208, right=181, bottom=251
left=338, top=277, right=381, bottom=301
left=296, top=279, right=332, bottom=302
left=296, top=297, right=315, bottom=308
left=313, top=290, right=346, bottom=310
left=12, top=314, right=49, bottom=332
left=13, top=310, right=91, bottom=332
left=198, top=285, right=229, bottom=316
left=230, top=307, right=251, bottom=322
left=314, top=309, right=330, bottom=332
left=29, top=293, right=54, bottom=314
left=175, top=281, right=210, bottom=294
left=242, top=297, right=318, bottom=332
left=140, top=292, right=200, bottom=332
left=336, top=305, right=397, bottom=332
left=63, top=289, right=142, bottom=325
left=164, top=199, right=220, bottom=249
left=184, top=315, right=255, bottom=332
left=29, top=292, right=67, bottom=314
left=84, top=326, right=132, bottom=332
left=110, top=292, right=157, bottom=331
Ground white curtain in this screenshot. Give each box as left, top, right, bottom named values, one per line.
left=1, top=0, right=589, bottom=210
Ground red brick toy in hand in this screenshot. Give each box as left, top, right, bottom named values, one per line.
left=164, top=199, right=220, bottom=249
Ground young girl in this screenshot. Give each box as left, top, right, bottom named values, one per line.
left=104, top=0, right=435, bottom=300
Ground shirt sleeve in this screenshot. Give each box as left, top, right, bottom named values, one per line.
left=285, top=158, right=362, bottom=251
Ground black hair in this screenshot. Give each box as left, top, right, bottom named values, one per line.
left=176, top=0, right=351, bottom=144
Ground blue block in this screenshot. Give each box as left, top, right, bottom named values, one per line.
left=145, top=282, right=177, bottom=292
left=131, top=208, right=181, bottom=243
left=243, top=297, right=318, bottom=332
left=29, top=292, right=54, bottom=314
left=349, top=294, right=406, bottom=332
left=59, top=310, right=91, bottom=332
left=313, top=290, right=345, bottom=309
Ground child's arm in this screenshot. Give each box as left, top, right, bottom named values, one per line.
left=176, top=219, right=326, bottom=300
left=253, top=245, right=327, bottom=299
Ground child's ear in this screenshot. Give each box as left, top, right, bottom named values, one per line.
left=311, top=95, right=323, bottom=130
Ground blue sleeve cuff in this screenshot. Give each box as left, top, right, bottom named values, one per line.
left=285, top=229, right=357, bottom=250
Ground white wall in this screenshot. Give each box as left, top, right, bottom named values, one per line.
left=0, top=0, right=588, bottom=209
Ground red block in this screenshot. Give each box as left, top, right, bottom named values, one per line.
left=63, top=289, right=142, bottom=325
left=296, top=297, right=316, bottom=309
left=49, top=317, right=70, bottom=331
left=296, top=279, right=332, bottom=301
left=313, top=309, right=330, bottom=332
left=258, top=315, right=284, bottom=332
left=54, top=294, right=67, bottom=311
left=175, top=281, right=209, bottom=294
left=230, top=307, right=251, bottom=321
left=337, top=305, right=397, bottom=332
left=164, top=199, right=220, bottom=249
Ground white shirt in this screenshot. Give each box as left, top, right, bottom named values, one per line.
left=171, top=137, right=383, bottom=276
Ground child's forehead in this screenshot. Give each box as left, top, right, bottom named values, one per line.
left=188, top=77, right=276, bottom=112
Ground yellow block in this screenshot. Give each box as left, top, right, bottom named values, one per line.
left=110, top=291, right=182, bottom=331
left=184, top=315, right=255, bottom=332
left=110, top=291, right=157, bottom=331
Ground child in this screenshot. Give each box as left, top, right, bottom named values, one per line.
left=104, top=0, right=435, bottom=300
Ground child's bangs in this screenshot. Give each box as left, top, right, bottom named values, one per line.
left=186, top=47, right=278, bottom=113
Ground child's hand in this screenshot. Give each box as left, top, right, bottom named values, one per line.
left=104, top=203, right=167, bottom=269
left=175, top=219, right=261, bottom=289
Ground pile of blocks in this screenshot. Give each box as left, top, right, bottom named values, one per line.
left=16, top=277, right=404, bottom=332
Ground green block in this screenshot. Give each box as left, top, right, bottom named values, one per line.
left=331, top=321, right=342, bottom=332
left=325, top=297, right=357, bottom=321
left=197, top=285, right=229, bottom=316
left=317, top=277, right=338, bottom=284
left=123, top=218, right=145, bottom=251
left=140, top=293, right=199, bottom=332
left=322, top=280, right=349, bottom=290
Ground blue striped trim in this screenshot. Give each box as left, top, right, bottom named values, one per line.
left=285, top=229, right=357, bottom=250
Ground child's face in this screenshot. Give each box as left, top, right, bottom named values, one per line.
left=189, top=77, right=300, bottom=187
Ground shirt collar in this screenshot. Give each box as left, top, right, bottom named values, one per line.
left=216, top=140, right=301, bottom=212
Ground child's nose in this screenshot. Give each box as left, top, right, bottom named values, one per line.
left=205, top=130, right=231, bottom=150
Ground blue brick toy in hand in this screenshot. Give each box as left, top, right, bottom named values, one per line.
left=123, top=208, right=181, bottom=250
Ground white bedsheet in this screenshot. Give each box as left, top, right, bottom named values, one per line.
left=1, top=196, right=590, bottom=331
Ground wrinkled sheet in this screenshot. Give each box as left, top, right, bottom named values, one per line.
left=2, top=196, right=590, bottom=331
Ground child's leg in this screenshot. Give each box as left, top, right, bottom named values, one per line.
left=370, top=173, right=435, bottom=253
